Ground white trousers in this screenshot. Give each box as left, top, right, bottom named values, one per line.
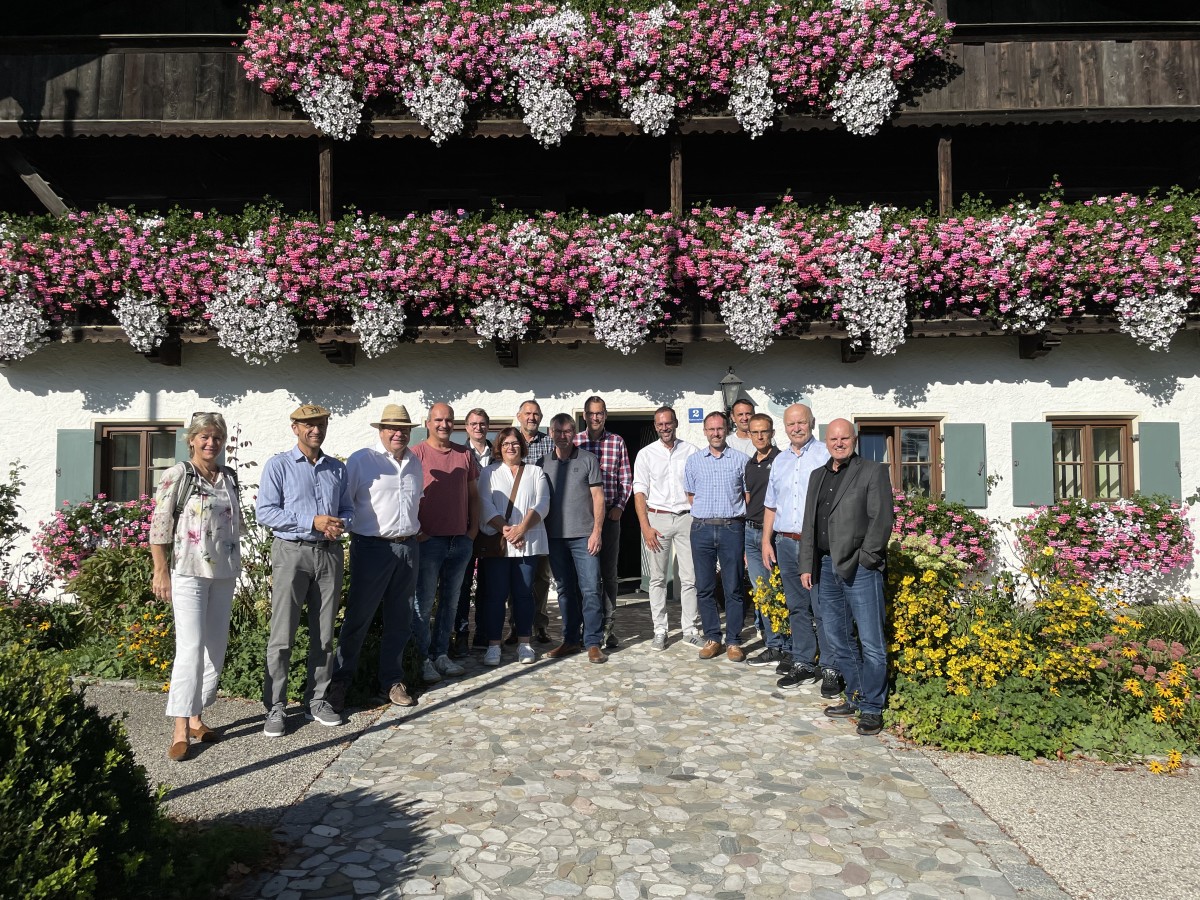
left=165, top=573, right=235, bottom=718
left=645, top=511, right=699, bottom=636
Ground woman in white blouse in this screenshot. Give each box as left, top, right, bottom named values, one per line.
left=149, top=412, right=241, bottom=761
left=478, top=427, right=550, bottom=667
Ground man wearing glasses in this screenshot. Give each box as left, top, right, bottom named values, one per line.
left=256, top=403, right=353, bottom=736
left=454, top=408, right=493, bottom=655
left=573, top=395, right=632, bottom=649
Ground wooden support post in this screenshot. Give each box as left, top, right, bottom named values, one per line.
left=669, top=135, right=683, bottom=218
left=1, top=146, right=70, bottom=217
left=937, top=133, right=952, bottom=215
left=318, top=138, right=333, bottom=225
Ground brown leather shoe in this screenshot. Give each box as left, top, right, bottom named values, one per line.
left=388, top=682, right=417, bottom=707
left=188, top=724, right=219, bottom=743
left=587, top=646, right=608, bottom=664
left=726, top=644, right=746, bottom=663
left=167, top=740, right=190, bottom=761
left=547, top=643, right=583, bottom=659
left=698, top=640, right=725, bottom=659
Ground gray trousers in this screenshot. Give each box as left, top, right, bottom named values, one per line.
left=263, top=538, right=343, bottom=711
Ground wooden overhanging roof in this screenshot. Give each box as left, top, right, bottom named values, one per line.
left=1, top=34, right=1199, bottom=139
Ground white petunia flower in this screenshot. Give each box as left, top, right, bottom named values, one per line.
left=730, top=62, right=779, bottom=139
left=298, top=72, right=363, bottom=141
left=114, top=290, right=168, bottom=353
left=830, top=68, right=899, bottom=137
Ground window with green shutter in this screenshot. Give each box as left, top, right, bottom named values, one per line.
left=1049, top=418, right=1132, bottom=501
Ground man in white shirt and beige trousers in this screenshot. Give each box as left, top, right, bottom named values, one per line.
left=632, top=405, right=700, bottom=651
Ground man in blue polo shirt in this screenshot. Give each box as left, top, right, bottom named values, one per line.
left=683, top=410, right=750, bottom=662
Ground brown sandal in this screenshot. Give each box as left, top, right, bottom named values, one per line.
left=167, top=740, right=190, bottom=761
left=188, top=724, right=220, bottom=743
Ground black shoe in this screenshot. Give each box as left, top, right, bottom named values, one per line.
left=774, top=655, right=795, bottom=675
left=824, top=702, right=858, bottom=718
left=857, top=712, right=884, bottom=736
left=504, top=632, right=518, bottom=646
left=604, top=633, right=619, bottom=650
left=535, top=628, right=551, bottom=644
left=748, top=647, right=784, bottom=668
left=776, top=664, right=820, bottom=690
left=472, top=632, right=489, bottom=650
left=820, top=668, right=845, bottom=699
left=449, top=633, right=469, bottom=659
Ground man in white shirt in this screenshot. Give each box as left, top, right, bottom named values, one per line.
left=328, top=403, right=425, bottom=711
left=632, top=406, right=700, bottom=651
left=725, top=398, right=758, bottom=456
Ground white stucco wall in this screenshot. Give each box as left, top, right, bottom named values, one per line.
left=3, top=330, right=1198, bottom=592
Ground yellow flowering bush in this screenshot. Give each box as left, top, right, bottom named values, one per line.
left=116, top=608, right=174, bottom=687
left=750, top=567, right=789, bottom=636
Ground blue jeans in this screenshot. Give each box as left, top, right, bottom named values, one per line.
left=816, top=555, right=887, bottom=714
left=691, top=520, right=746, bottom=645
left=332, top=534, right=418, bottom=693
left=776, top=536, right=836, bottom=669
left=482, top=556, right=538, bottom=641
left=548, top=537, right=604, bottom=648
left=412, top=534, right=474, bottom=660
left=745, top=525, right=788, bottom=653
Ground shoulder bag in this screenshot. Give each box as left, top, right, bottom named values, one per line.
left=474, top=465, right=524, bottom=558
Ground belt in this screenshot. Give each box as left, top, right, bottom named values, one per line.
left=646, top=506, right=688, bottom=516
left=279, top=537, right=337, bottom=548
left=693, top=517, right=744, bottom=527
left=777, top=531, right=803, bottom=541
left=746, top=520, right=763, bottom=530
left=354, top=532, right=415, bottom=544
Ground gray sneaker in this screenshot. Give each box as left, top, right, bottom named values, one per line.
left=306, top=700, right=343, bottom=728
left=684, top=633, right=705, bottom=648
left=263, top=705, right=286, bottom=738
left=651, top=632, right=668, bottom=652
left=422, top=658, right=443, bottom=684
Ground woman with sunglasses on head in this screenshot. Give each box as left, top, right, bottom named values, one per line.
left=477, top=427, right=550, bottom=666
left=149, top=412, right=242, bottom=761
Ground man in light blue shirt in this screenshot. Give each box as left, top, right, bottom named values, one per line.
left=761, top=403, right=839, bottom=695
left=683, top=411, right=750, bottom=663
left=255, top=403, right=353, bottom=736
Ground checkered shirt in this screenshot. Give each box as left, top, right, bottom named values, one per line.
left=574, top=429, right=633, bottom=511
left=522, top=431, right=554, bottom=464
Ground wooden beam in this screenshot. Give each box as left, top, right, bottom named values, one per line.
left=937, top=132, right=952, bottom=215
left=318, top=137, right=333, bottom=225
left=0, top=146, right=70, bottom=216
left=669, top=135, right=683, bottom=218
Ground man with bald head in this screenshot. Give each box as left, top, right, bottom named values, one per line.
left=411, top=402, right=481, bottom=684
left=799, top=418, right=893, bottom=736
left=759, top=404, right=835, bottom=693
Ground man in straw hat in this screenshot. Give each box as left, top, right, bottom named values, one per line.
left=327, top=403, right=425, bottom=710
left=256, top=403, right=353, bottom=737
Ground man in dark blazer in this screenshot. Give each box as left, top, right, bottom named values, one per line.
left=798, top=418, right=894, bottom=736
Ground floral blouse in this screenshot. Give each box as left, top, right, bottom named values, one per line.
left=149, top=462, right=242, bottom=579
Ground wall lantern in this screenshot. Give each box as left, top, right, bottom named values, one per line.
left=719, top=367, right=743, bottom=414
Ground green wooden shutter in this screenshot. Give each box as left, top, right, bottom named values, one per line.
left=410, top=427, right=429, bottom=445
left=1138, top=422, right=1182, bottom=501
left=56, top=429, right=96, bottom=505
left=1011, top=422, right=1053, bottom=507
left=943, top=424, right=987, bottom=508
left=818, top=424, right=827, bottom=441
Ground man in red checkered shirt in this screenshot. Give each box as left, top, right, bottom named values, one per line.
left=574, top=395, right=633, bottom=648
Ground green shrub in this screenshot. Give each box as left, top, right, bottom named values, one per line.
left=0, top=641, right=167, bottom=899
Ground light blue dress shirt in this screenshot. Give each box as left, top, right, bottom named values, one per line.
left=683, top=447, right=749, bottom=519
left=764, top=437, right=832, bottom=532
left=255, top=447, right=354, bottom=541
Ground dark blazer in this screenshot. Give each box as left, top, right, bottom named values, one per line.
left=799, top=455, right=894, bottom=581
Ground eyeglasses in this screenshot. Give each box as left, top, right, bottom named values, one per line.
left=467, top=421, right=489, bottom=428
left=500, top=441, right=523, bottom=449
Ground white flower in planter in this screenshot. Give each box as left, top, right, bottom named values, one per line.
left=405, top=69, right=469, bottom=146
left=1117, top=288, right=1188, bottom=352
left=210, top=239, right=298, bottom=365
left=114, top=290, right=168, bottom=353
left=830, top=67, right=898, bottom=137
left=0, top=275, right=47, bottom=363
left=623, top=85, right=676, bottom=137
left=352, top=291, right=409, bottom=359
left=298, top=71, right=363, bottom=141
left=826, top=209, right=908, bottom=356
left=511, top=9, right=590, bottom=147
left=730, top=62, right=779, bottom=139
left=723, top=219, right=791, bottom=353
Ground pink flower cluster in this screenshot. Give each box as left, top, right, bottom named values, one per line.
left=34, top=495, right=156, bottom=581
left=892, top=490, right=993, bottom=572
left=240, top=0, right=951, bottom=129
left=2, top=192, right=1198, bottom=346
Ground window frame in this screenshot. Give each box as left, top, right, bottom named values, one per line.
left=1048, top=417, right=1134, bottom=501
left=97, top=422, right=179, bottom=501
left=854, top=419, right=943, bottom=497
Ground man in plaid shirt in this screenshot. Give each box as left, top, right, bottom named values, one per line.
left=574, top=395, right=633, bottom=649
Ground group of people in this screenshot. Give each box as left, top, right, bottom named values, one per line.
left=150, top=393, right=893, bottom=761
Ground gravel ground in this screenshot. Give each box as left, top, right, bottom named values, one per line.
left=929, top=752, right=1200, bottom=900
left=81, top=680, right=386, bottom=827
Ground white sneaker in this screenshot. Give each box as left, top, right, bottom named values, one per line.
left=422, top=658, right=442, bottom=684
left=435, top=654, right=465, bottom=677
left=518, top=643, right=536, bottom=664
left=483, top=645, right=502, bottom=666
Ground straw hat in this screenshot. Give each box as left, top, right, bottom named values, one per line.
left=371, top=403, right=415, bottom=428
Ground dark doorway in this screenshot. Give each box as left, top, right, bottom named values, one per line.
left=580, top=411, right=658, bottom=596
